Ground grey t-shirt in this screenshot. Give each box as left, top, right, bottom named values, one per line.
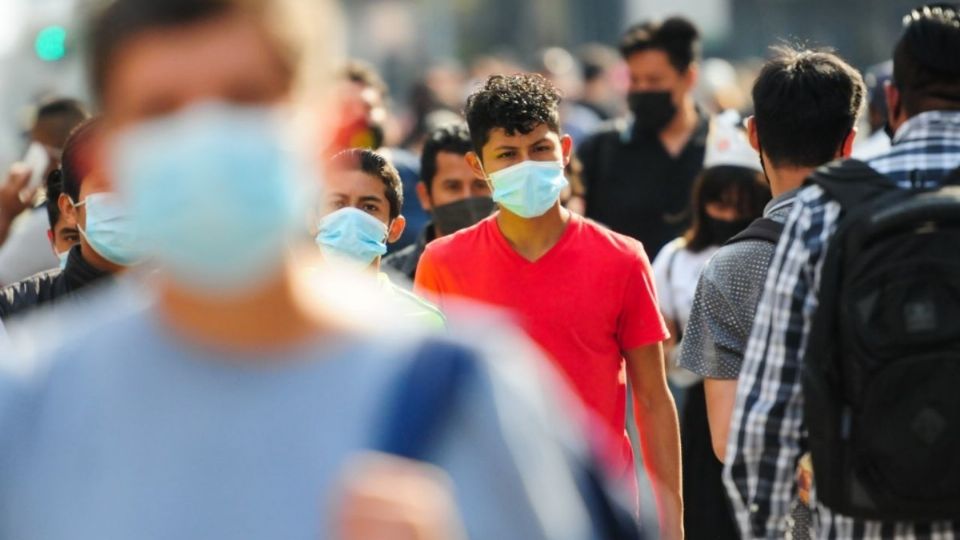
left=678, top=190, right=798, bottom=379
left=0, top=282, right=602, bottom=540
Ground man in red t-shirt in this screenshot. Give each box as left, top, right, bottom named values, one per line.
left=415, top=73, right=683, bottom=539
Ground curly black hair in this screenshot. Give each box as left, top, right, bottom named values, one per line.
left=464, top=74, right=561, bottom=158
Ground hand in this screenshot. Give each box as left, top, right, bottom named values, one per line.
left=797, top=453, right=813, bottom=505
left=333, top=453, right=467, bottom=540
left=0, top=164, right=35, bottom=223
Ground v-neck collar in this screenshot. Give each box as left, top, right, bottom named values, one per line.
left=490, top=213, right=580, bottom=265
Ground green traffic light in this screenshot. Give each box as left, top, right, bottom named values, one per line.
left=35, top=26, right=67, bottom=62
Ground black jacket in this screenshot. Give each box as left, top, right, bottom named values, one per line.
left=0, top=246, right=112, bottom=321
left=383, top=223, right=437, bottom=284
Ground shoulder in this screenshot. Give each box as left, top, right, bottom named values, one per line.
left=421, top=217, right=493, bottom=261
left=651, top=238, right=685, bottom=267
left=578, top=119, right=628, bottom=150
left=702, top=240, right=774, bottom=287
left=383, top=243, right=416, bottom=268
left=576, top=217, right=649, bottom=262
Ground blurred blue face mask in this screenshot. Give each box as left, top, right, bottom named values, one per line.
left=110, top=102, right=309, bottom=296
left=487, top=160, right=568, bottom=218
left=55, top=249, right=69, bottom=270
left=315, top=207, right=388, bottom=267
left=72, top=192, right=143, bottom=266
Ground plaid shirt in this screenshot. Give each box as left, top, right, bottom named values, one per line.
left=723, top=111, right=960, bottom=540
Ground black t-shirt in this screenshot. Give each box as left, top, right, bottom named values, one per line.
left=578, top=113, right=709, bottom=258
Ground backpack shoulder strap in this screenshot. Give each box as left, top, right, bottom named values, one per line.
left=805, top=158, right=896, bottom=208
left=724, top=217, right=785, bottom=247
left=374, top=338, right=477, bottom=461
left=943, top=164, right=960, bottom=186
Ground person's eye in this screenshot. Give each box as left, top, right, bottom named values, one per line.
left=363, top=204, right=379, bottom=212
left=534, top=145, right=552, bottom=153
left=475, top=180, right=492, bottom=191
left=496, top=151, right=515, bottom=159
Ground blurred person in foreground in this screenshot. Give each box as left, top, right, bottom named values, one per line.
left=0, top=0, right=639, bottom=538
left=415, top=73, right=682, bottom=539
left=383, top=123, right=494, bottom=282
left=315, top=148, right=445, bottom=328
left=578, top=17, right=708, bottom=258
left=0, top=98, right=89, bottom=285
left=0, top=119, right=135, bottom=321
left=853, top=61, right=895, bottom=160
left=724, top=6, right=960, bottom=537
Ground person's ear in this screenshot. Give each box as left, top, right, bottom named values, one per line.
left=840, top=127, right=857, bottom=158
left=58, top=193, right=77, bottom=223
left=387, top=215, right=406, bottom=243
left=746, top=116, right=761, bottom=153
left=683, top=63, right=699, bottom=92
left=560, top=134, right=573, bottom=167
left=466, top=152, right=486, bottom=179
left=885, top=81, right=904, bottom=135
left=415, top=182, right=432, bottom=212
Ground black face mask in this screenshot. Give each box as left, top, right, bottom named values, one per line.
left=627, top=91, right=677, bottom=135
left=706, top=216, right=753, bottom=245
left=431, top=196, right=496, bottom=236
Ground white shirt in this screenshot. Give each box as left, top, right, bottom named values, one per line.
left=651, top=237, right=718, bottom=333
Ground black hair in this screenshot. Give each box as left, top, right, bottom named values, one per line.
left=88, top=0, right=303, bottom=104
left=892, top=3, right=960, bottom=115
left=752, top=47, right=865, bottom=168
left=619, top=17, right=700, bottom=72
left=45, top=169, right=65, bottom=230
left=464, top=74, right=561, bottom=157
left=340, top=59, right=389, bottom=102
left=59, top=118, right=101, bottom=203
left=329, top=148, right=403, bottom=220
left=420, top=123, right=473, bottom=194
left=33, top=97, right=89, bottom=150
left=684, top=165, right=770, bottom=252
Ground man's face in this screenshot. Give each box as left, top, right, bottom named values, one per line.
left=469, top=123, right=572, bottom=177
left=421, top=151, right=490, bottom=209
left=102, top=13, right=292, bottom=134
left=330, top=81, right=386, bottom=152
left=626, top=49, right=694, bottom=106
left=49, top=217, right=79, bottom=256
left=322, top=170, right=404, bottom=243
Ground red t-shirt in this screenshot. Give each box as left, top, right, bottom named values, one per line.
left=415, top=213, right=668, bottom=474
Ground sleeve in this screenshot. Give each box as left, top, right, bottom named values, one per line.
left=649, top=242, right=677, bottom=323
left=618, top=245, right=670, bottom=352
left=722, top=188, right=837, bottom=539
left=677, top=269, right=746, bottom=380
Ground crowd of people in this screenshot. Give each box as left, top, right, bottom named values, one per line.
left=0, top=0, right=958, bottom=538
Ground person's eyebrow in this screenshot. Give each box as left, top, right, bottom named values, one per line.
left=358, top=195, right=385, bottom=204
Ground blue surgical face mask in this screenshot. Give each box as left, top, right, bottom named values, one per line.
left=487, top=160, right=568, bottom=218
left=111, top=102, right=310, bottom=296
left=56, top=249, right=69, bottom=270
left=72, top=192, right=143, bottom=266
left=315, top=207, right=388, bottom=267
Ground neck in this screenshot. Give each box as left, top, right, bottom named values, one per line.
left=662, top=96, right=697, bottom=137
left=495, top=203, right=570, bottom=262
left=766, top=164, right=815, bottom=198
left=155, top=261, right=330, bottom=352
left=79, top=242, right=124, bottom=274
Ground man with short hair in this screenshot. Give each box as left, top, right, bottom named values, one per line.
left=316, top=148, right=445, bottom=328
left=725, top=5, right=960, bottom=537
left=415, top=73, right=683, bottom=539
left=677, top=47, right=865, bottom=539
left=578, top=17, right=708, bottom=257
left=0, top=1, right=627, bottom=538
left=383, top=123, right=493, bottom=282
left=0, top=119, right=129, bottom=321
left=0, top=98, right=89, bottom=284
left=44, top=165, right=80, bottom=267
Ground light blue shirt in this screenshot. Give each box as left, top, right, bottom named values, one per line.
left=0, top=285, right=597, bottom=540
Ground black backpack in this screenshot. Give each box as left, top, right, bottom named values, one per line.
left=803, top=159, right=960, bottom=521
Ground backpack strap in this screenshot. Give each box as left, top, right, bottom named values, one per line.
left=724, top=217, right=785, bottom=246
left=374, top=338, right=644, bottom=539
left=942, top=164, right=960, bottom=186
left=805, top=158, right=897, bottom=208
